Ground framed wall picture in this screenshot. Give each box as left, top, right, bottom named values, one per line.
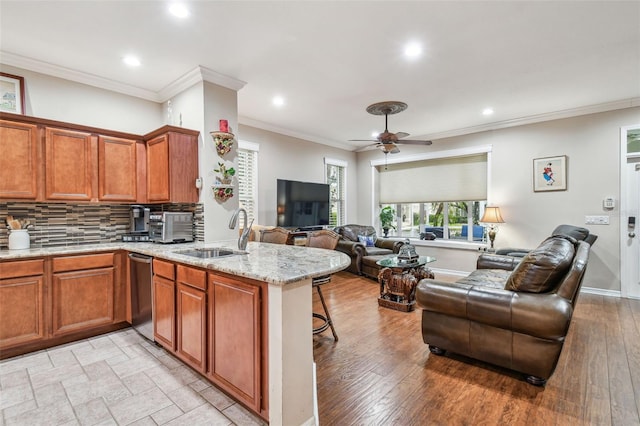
left=533, top=155, right=567, bottom=192
left=0, top=72, right=26, bottom=114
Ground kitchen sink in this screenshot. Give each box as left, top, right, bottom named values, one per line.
left=176, top=248, right=242, bottom=259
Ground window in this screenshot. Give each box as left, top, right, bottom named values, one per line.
left=237, top=141, right=259, bottom=223
left=325, top=158, right=347, bottom=227
left=383, top=201, right=487, bottom=242
left=375, top=147, right=491, bottom=242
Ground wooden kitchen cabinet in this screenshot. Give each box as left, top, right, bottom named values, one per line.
left=45, top=127, right=94, bottom=201
left=208, top=272, right=266, bottom=415
left=145, top=126, right=199, bottom=203
left=0, top=259, right=46, bottom=350
left=98, top=135, right=138, bottom=202
left=153, top=258, right=176, bottom=351
left=51, top=253, right=116, bottom=337
left=176, top=264, right=207, bottom=373
left=0, top=120, right=40, bottom=200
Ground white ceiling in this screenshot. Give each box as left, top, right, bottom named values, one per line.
left=1, top=1, right=639, bottom=151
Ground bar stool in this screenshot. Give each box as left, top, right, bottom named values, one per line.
left=259, top=227, right=291, bottom=244
left=306, top=230, right=341, bottom=341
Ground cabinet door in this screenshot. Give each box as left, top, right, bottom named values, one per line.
left=146, top=134, right=170, bottom=202
left=0, top=275, right=45, bottom=349
left=153, top=275, right=175, bottom=350
left=45, top=127, right=93, bottom=201
left=0, top=120, right=39, bottom=199
left=98, top=135, right=137, bottom=202
left=176, top=282, right=206, bottom=373
left=208, top=273, right=262, bottom=412
left=166, top=132, right=199, bottom=203
left=51, top=267, right=115, bottom=336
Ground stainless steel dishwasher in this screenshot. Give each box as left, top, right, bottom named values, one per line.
left=128, top=253, right=154, bottom=341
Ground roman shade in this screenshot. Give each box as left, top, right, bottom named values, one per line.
left=378, top=153, right=487, bottom=204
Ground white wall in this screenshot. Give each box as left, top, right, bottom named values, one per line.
left=356, top=107, right=640, bottom=291
left=1, top=65, right=162, bottom=133
left=238, top=125, right=357, bottom=227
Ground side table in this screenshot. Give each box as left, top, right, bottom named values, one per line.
left=376, top=256, right=436, bottom=312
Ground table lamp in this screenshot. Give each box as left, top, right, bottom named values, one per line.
left=479, top=206, right=504, bottom=252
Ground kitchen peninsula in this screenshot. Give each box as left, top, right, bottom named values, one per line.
left=0, top=241, right=350, bottom=426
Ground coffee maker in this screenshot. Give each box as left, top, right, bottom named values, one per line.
left=123, top=205, right=151, bottom=242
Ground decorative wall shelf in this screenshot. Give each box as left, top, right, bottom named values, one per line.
left=213, top=184, right=234, bottom=202
left=210, top=131, right=235, bottom=156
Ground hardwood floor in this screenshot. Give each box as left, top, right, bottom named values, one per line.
left=313, top=272, right=640, bottom=426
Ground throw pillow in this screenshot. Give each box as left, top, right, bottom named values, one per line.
left=505, top=235, right=576, bottom=293
left=358, top=235, right=375, bottom=247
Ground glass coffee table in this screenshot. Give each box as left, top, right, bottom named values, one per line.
left=376, top=255, right=436, bottom=312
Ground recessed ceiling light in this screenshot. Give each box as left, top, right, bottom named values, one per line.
left=168, top=3, right=189, bottom=18
left=371, top=131, right=379, bottom=138
left=482, top=108, right=494, bottom=116
left=404, top=42, right=422, bottom=58
left=272, top=96, right=285, bottom=107
left=123, top=55, right=141, bottom=67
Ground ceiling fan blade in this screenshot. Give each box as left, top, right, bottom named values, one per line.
left=394, top=132, right=410, bottom=139
left=396, top=139, right=432, bottom=145
left=355, top=144, right=380, bottom=152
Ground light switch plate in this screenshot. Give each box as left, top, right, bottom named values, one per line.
left=585, top=215, right=610, bottom=225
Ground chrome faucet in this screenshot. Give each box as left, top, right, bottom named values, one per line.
left=229, top=208, right=254, bottom=251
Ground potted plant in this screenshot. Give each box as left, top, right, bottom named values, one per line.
left=379, top=206, right=396, bottom=237
left=214, top=162, right=236, bottom=184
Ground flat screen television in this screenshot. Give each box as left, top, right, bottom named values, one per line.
left=277, top=179, right=330, bottom=229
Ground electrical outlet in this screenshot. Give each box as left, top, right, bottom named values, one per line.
left=585, top=215, right=610, bottom=225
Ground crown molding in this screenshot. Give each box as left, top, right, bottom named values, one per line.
left=0, top=52, right=246, bottom=103
left=239, top=115, right=347, bottom=150
left=157, top=66, right=246, bottom=102
left=0, top=51, right=159, bottom=101
left=418, top=97, right=640, bottom=142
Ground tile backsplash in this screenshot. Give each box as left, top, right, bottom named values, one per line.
left=1, top=202, right=204, bottom=249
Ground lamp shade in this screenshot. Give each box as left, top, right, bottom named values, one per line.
left=480, top=206, right=505, bottom=224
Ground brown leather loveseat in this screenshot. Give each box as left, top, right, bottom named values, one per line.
left=333, top=224, right=404, bottom=275
left=416, top=234, right=591, bottom=385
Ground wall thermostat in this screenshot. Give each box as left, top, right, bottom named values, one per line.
left=603, top=197, right=615, bottom=209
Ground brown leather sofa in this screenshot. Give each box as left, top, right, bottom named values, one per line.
left=496, top=224, right=597, bottom=258
left=416, top=235, right=591, bottom=385
left=333, top=224, right=404, bottom=275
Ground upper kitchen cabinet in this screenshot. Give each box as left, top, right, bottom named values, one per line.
left=145, top=126, right=199, bottom=204
left=0, top=119, right=40, bottom=200
left=45, top=127, right=94, bottom=201
left=0, top=113, right=199, bottom=204
left=98, top=136, right=138, bottom=202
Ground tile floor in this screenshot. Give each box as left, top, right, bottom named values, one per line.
left=0, top=328, right=267, bottom=426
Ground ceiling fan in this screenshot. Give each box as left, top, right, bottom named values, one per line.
left=350, top=101, right=432, bottom=155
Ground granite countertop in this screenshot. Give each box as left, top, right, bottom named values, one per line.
left=0, top=240, right=351, bottom=286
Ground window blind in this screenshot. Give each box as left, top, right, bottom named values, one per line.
left=325, top=159, right=347, bottom=226
left=237, top=147, right=257, bottom=222
left=378, top=153, right=487, bottom=204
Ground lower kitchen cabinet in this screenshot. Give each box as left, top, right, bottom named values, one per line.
left=208, top=273, right=266, bottom=416
left=0, top=259, right=46, bottom=350
left=0, top=251, right=127, bottom=359
left=176, top=264, right=207, bottom=373
left=51, top=253, right=116, bottom=337
left=153, top=259, right=176, bottom=351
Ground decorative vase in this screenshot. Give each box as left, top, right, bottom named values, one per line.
left=8, top=229, right=30, bottom=250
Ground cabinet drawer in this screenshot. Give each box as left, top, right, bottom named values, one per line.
left=0, top=259, right=44, bottom=280
left=153, top=259, right=175, bottom=280
left=177, top=265, right=206, bottom=291
left=53, top=253, right=114, bottom=272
